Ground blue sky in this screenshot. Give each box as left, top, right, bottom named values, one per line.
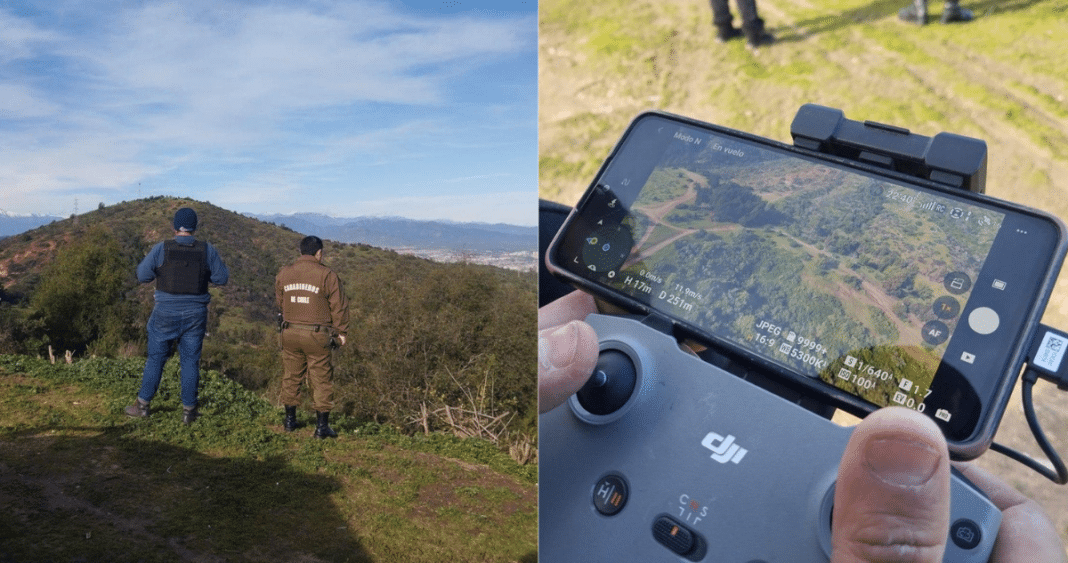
left=0, top=0, right=537, bottom=225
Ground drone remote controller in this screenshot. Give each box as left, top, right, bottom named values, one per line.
left=539, top=313, right=1001, bottom=562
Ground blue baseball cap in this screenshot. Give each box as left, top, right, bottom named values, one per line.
left=173, top=208, right=198, bottom=232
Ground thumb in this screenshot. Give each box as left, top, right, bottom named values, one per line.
left=538, top=320, right=599, bottom=414
left=831, top=407, right=951, bottom=563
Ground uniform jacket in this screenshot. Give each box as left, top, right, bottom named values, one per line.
left=275, top=255, right=350, bottom=335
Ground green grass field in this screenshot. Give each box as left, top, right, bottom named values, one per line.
left=0, top=356, right=536, bottom=562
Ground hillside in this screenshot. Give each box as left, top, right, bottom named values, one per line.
left=0, top=355, right=536, bottom=562
left=0, top=196, right=538, bottom=448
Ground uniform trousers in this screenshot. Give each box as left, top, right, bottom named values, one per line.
left=280, top=326, right=335, bottom=412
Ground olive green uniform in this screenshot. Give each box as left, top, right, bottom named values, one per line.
left=275, top=255, right=350, bottom=412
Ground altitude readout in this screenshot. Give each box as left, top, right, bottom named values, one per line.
left=618, top=272, right=703, bottom=314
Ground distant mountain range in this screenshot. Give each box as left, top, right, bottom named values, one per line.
left=0, top=212, right=64, bottom=238
left=249, top=213, right=536, bottom=253
left=0, top=210, right=535, bottom=254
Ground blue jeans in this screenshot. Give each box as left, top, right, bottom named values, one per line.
left=138, top=305, right=208, bottom=408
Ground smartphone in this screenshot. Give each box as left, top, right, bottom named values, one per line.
left=546, top=111, right=1067, bottom=458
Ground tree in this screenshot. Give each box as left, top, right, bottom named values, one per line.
left=31, top=226, right=133, bottom=355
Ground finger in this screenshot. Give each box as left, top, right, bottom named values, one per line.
left=955, top=463, right=1068, bottom=563
left=539, top=290, right=597, bottom=329
left=831, top=407, right=951, bottom=563
left=538, top=320, right=599, bottom=413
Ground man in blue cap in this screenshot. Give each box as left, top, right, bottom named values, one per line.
left=125, top=207, right=229, bottom=423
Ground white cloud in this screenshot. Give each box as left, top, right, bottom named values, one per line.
left=0, top=1, right=536, bottom=222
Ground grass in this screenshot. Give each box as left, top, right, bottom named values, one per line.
left=0, top=355, right=536, bottom=563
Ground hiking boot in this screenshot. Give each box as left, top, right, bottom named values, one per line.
left=182, top=405, right=199, bottom=425
left=742, top=19, right=774, bottom=49
left=715, top=24, right=742, bottom=43
left=940, top=3, right=973, bottom=23
left=898, top=3, right=928, bottom=25
left=313, top=411, right=338, bottom=439
left=283, top=405, right=300, bottom=432
left=124, top=397, right=150, bottom=418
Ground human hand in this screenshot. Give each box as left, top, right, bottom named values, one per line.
left=832, top=407, right=1067, bottom=563
left=538, top=290, right=600, bottom=413
left=338, top=335, right=346, bottom=346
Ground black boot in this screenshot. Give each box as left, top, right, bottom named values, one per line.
left=940, top=1, right=973, bottom=23
left=283, top=405, right=299, bottom=432
left=124, top=397, right=150, bottom=418
left=715, top=24, right=742, bottom=43
left=182, top=405, right=199, bottom=425
left=742, top=18, right=774, bottom=49
left=313, top=411, right=337, bottom=439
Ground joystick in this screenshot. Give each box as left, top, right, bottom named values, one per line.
left=540, top=314, right=1001, bottom=563
left=576, top=350, right=638, bottom=416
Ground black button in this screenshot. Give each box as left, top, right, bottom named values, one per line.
left=652, top=516, right=695, bottom=556
left=592, top=474, right=627, bottom=516
left=950, top=519, right=982, bottom=550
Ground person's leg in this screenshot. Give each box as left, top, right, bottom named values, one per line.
left=306, top=331, right=336, bottom=439
left=177, top=307, right=207, bottom=413
left=709, top=0, right=741, bottom=42
left=736, top=0, right=773, bottom=48
left=279, top=329, right=309, bottom=431
left=127, top=309, right=177, bottom=416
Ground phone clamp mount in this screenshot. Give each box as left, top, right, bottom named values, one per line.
left=790, top=103, right=986, bottom=194
left=540, top=106, right=1067, bottom=562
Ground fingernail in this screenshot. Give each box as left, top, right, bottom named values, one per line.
left=864, top=436, right=942, bottom=488
left=539, top=322, right=580, bottom=372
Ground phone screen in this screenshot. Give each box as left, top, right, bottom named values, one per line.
left=551, top=113, right=1064, bottom=446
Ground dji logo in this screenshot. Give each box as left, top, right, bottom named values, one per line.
left=701, top=432, right=748, bottom=464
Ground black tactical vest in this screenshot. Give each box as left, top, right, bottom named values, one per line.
left=156, top=240, right=210, bottom=295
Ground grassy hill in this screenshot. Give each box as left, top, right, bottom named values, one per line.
left=0, top=196, right=538, bottom=559
left=0, top=196, right=537, bottom=440
left=0, top=355, right=536, bottom=562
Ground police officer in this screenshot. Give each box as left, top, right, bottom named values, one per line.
left=275, top=235, right=350, bottom=438
left=126, top=207, right=229, bottom=423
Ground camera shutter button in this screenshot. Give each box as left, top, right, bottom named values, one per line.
left=967, top=307, right=999, bottom=335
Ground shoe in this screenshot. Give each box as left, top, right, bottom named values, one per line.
left=283, top=405, right=300, bottom=432
left=182, top=406, right=199, bottom=425
left=898, top=3, right=928, bottom=25
left=313, top=411, right=338, bottom=439
left=742, top=19, right=774, bottom=49
left=940, top=3, right=973, bottom=23
left=715, top=25, right=742, bottom=43
left=124, top=398, right=150, bottom=418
